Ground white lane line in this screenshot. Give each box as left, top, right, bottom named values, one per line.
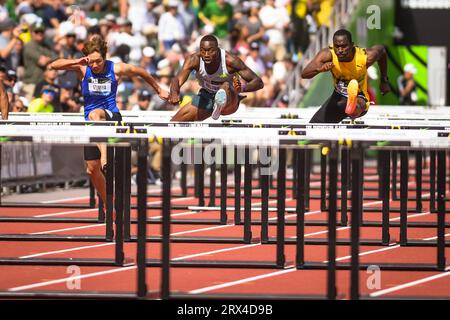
left=370, top=266, right=450, bottom=298
left=189, top=267, right=297, bottom=294
left=423, top=233, right=450, bottom=241
left=29, top=224, right=105, bottom=235
left=35, top=209, right=97, bottom=218
left=41, top=196, right=91, bottom=204
left=8, top=266, right=137, bottom=292
left=19, top=243, right=114, bottom=259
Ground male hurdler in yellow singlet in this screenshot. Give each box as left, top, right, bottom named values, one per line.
left=301, top=29, right=391, bottom=123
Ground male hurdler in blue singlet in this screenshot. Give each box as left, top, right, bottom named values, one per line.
left=50, top=35, right=169, bottom=204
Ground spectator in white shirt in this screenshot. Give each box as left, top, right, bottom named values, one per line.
left=158, top=0, right=185, bottom=54
left=258, top=0, right=290, bottom=61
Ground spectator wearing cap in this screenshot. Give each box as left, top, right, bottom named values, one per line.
left=141, top=46, right=157, bottom=76
left=11, top=96, right=27, bottom=113
left=199, top=0, right=233, bottom=41
left=277, top=94, right=289, bottom=108
left=0, top=18, right=23, bottom=70
left=3, top=69, right=18, bottom=96
left=245, top=42, right=266, bottom=76
left=27, top=85, right=56, bottom=113
left=131, top=89, right=153, bottom=111
left=33, top=63, right=62, bottom=112
left=158, top=0, right=186, bottom=54
left=22, top=22, right=57, bottom=102
left=397, top=63, right=418, bottom=105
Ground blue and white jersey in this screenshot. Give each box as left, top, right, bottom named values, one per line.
left=81, top=60, right=119, bottom=120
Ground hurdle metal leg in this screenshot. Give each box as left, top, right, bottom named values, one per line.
left=106, top=146, right=115, bottom=241
left=276, top=147, right=286, bottom=269
left=350, top=143, right=363, bottom=300
left=327, top=143, right=338, bottom=300
left=137, top=139, right=148, bottom=298
left=340, top=146, right=349, bottom=225
left=380, top=150, right=391, bottom=245
left=320, top=151, right=327, bottom=211
left=392, top=151, right=398, bottom=200
left=260, top=148, right=270, bottom=243
left=244, top=147, right=252, bottom=243
left=296, top=148, right=306, bottom=268
left=209, top=151, right=216, bottom=207
left=415, top=151, right=423, bottom=213
left=220, top=146, right=228, bottom=224
left=400, top=150, right=409, bottom=246
left=234, top=146, right=242, bottom=224
left=123, top=146, right=132, bottom=241
left=430, top=151, right=436, bottom=212
left=161, top=139, right=172, bottom=300
left=437, top=151, right=446, bottom=270
left=114, top=146, right=125, bottom=265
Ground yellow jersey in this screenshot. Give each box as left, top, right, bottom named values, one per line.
left=329, top=46, right=369, bottom=101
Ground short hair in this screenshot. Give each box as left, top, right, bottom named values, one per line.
left=333, top=29, right=352, bottom=43
left=200, top=34, right=218, bottom=46
left=82, top=35, right=108, bottom=59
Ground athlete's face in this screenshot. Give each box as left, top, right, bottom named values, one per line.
left=333, top=35, right=353, bottom=61
left=199, top=41, right=219, bottom=65
left=87, top=51, right=106, bottom=74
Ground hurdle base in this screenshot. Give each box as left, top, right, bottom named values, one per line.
left=146, top=259, right=279, bottom=269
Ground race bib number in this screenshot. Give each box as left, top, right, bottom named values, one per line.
left=88, top=77, right=112, bottom=95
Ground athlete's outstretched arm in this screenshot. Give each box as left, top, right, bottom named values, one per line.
left=301, top=48, right=333, bottom=79
left=227, top=55, right=264, bottom=93
left=168, top=54, right=198, bottom=104
left=116, top=63, right=169, bottom=100
left=366, top=45, right=390, bottom=95
left=48, top=57, right=87, bottom=79
left=49, top=57, right=88, bottom=71
left=0, top=82, right=9, bottom=120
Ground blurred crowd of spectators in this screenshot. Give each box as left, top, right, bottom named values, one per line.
left=0, top=0, right=334, bottom=114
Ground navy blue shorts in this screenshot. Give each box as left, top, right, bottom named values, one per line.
left=191, top=88, right=245, bottom=112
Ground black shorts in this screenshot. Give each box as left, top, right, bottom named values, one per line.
left=309, top=91, right=369, bottom=123
left=84, top=110, right=122, bottom=161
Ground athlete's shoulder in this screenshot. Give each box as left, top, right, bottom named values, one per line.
left=318, top=47, right=333, bottom=60
left=225, top=51, right=244, bottom=69
left=185, top=52, right=201, bottom=69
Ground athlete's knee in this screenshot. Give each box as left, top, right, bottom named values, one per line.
left=221, top=82, right=230, bottom=89
left=88, top=110, right=104, bottom=121
left=86, top=160, right=101, bottom=176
